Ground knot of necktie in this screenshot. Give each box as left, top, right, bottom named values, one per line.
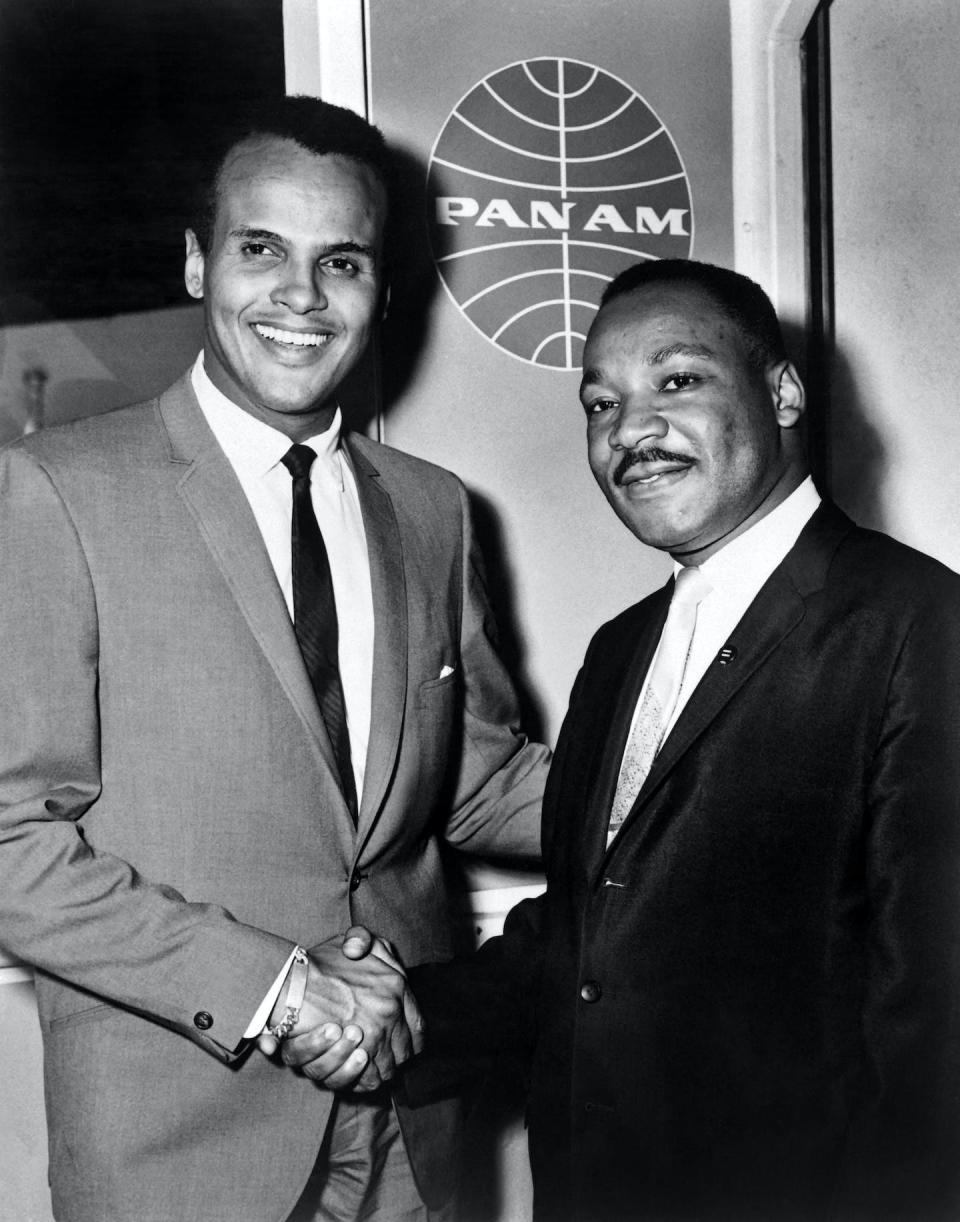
left=281, top=443, right=317, bottom=484
left=672, top=564, right=711, bottom=608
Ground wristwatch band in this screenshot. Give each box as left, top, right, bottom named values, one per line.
left=266, top=945, right=309, bottom=1041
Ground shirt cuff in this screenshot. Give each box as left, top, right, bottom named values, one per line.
left=244, top=947, right=298, bottom=1038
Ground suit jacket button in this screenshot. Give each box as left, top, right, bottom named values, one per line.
left=193, top=1011, right=214, bottom=1031
left=349, top=870, right=365, bottom=892
left=580, top=980, right=602, bottom=1003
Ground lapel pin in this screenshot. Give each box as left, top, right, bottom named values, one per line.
left=717, top=646, right=737, bottom=666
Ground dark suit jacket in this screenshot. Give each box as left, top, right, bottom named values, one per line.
left=0, top=374, right=548, bottom=1222
left=408, top=502, right=960, bottom=1222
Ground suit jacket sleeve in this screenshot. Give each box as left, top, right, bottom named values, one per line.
left=436, top=480, right=549, bottom=861
left=0, top=445, right=291, bottom=1060
left=402, top=652, right=592, bottom=1104
left=402, top=889, right=547, bottom=1104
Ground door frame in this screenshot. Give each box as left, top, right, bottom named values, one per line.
left=730, top=0, right=823, bottom=331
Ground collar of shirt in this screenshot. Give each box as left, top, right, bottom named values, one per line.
left=190, top=352, right=345, bottom=486
left=660, top=475, right=822, bottom=735
left=693, top=475, right=822, bottom=604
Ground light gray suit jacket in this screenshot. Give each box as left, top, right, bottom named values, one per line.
left=0, top=374, right=547, bottom=1222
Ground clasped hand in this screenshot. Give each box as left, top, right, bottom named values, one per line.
left=257, top=927, right=421, bottom=1093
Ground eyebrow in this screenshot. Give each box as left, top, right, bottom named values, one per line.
left=320, top=240, right=379, bottom=260
left=647, top=341, right=717, bottom=365
left=229, top=229, right=378, bottom=260
left=580, top=340, right=717, bottom=389
left=229, top=226, right=284, bottom=244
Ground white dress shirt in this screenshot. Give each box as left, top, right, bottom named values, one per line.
left=191, top=355, right=374, bottom=802
left=190, top=355, right=375, bottom=1036
left=617, top=476, right=822, bottom=781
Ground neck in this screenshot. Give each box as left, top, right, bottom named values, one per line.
left=670, top=466, right=809, bottom=566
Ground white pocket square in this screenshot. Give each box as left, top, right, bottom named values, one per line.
left=439, top=664, right=455, bottom=679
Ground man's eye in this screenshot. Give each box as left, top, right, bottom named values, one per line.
left=323, top=257, right=360, bottom=276
left=583, top=398, right=617, bottom=417
left=240, top=242, right=275, bottom=257
left=662, top=372, right=698, bottom=391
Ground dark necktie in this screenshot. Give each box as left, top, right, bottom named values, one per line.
left=281, top=444, right=358, bottom=822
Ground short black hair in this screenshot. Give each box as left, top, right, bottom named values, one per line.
left=599, top=259, right=788, bottom=371
left=191, top=94, right=393, bottom=254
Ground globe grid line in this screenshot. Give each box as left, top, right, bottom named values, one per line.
left=430, top=158, right=685, bottom=193
left=450, top=112, right=667, bottom=165
left=533, top=329, right=588, bottom=362
left=561, top=231, right=573, bottom=367
left=491, top=296, right=599, bottom=344
left=566, top=130, right=670, bottom=162
left=482, top=80, right=636, bottom=134
left=437, top=238, right=665, bottom=264
left=522, top=60, right=598, bottom=100
left=557, top=61, right=572, bottom=366
left=461, top=265, right=610, bottom=312
left=557, top=58, right=569, bottom=196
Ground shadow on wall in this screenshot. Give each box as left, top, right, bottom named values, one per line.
left=339, top=141, right=444, bottom=436
left=780, top=317, right=888, bottom=531
left=469, top=490, right=548, bottom=746
left=379, top=142, right=446, bottom=420
left=826, top=339, right=889, bottom=532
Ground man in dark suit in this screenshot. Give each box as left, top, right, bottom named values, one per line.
left=323, top=259, right=960, bottom=1220
left=0, top=97, right=547, bottom=1221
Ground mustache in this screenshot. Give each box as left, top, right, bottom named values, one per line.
left=613, top=447, right=693, bottom=486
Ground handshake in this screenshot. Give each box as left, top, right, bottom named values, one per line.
left=256, top=927, right=422, bottom=1093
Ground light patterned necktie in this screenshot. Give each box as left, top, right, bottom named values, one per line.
left=608, top=565, right=711, bottom=842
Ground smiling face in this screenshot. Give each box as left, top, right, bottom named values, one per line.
left=184, top=136, right=387, bottom=439
left=580, top=283, right=806, bottom=563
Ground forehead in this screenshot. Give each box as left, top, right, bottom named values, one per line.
left=213, top=135, right=387, bottom=244
left=586, top=283, right=749, bottom=368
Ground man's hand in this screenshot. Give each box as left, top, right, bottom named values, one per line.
left=269, top=927, right=424, bottom=1092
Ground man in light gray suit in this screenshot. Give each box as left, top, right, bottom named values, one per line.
left=0, top=96, right=547, bottom=1222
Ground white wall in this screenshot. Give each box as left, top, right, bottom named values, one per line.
left=829, top=0, right=960, bottom=570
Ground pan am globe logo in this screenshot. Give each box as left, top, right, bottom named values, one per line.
left=427, top=58, right=694, bottom=371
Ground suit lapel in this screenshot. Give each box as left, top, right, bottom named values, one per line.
left=156, top=377, right=343, bottom=786
left=634, top=568, right=806, bottom=797
left=600, top=502, right=854, bottom=865
left=346, top=438, right=408, bottom=842
left=577, top=583, right=673, bottom=867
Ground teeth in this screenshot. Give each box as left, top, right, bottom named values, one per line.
left=637, top=473, right=662, bottom=484
left=254, top=323, right=329, bottom=348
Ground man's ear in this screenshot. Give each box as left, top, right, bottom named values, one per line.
left=767, top=359, right=805, bottom=430
left=184, top=230, right=205, bottom=300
